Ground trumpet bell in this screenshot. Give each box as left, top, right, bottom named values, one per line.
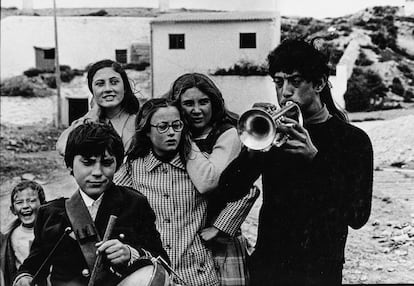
left=238, top=108, right=276, bottom=150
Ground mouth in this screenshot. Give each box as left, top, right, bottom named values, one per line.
left=165, top=139, right=177, bottom=145
left=20, top=211, right=34, bottom=219
left=102, top=95, right=117, bottom=100
left=191, top=117, right=204, bottom=124
left=87, top=181, right=106, bottom=187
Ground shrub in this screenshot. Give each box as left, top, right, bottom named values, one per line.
left=355, top=51, right=373, bottom=66
left=371, top=32, right=388, bottom=49
left=403, top=89, right=414, bottom=102
left=122, top=61, right=150, bottom=71
left=23, top=68, right=49, bottom=77
left=344, top=68, right=388, bottom=112
left=42, top=74, right=56, bottom=88
left=84, top=9, right=108, bottom=16
left=298, top=17, right=313, bottom=26
left=391, top=77, right=404, bottom=96
left=1, top=76, right=36, bottom=97
left=338, top=25, right=352, bottom=33
left=212, top=61, right=267, bottom=76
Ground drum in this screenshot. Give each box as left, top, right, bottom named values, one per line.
left=117, top=257, right=170, bottom=286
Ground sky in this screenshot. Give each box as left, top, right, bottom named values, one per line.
left=1, top=0, right=406, bottom=18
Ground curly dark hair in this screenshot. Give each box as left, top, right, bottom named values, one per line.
left=267, top=39, right=347, bottom=122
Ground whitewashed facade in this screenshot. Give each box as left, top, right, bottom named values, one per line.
left=150, top=11, right=280, bottom=98
left=1, top=16, right=152, bottom=79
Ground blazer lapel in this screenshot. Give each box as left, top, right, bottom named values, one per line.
left=94, top=184, right=122, bottom=237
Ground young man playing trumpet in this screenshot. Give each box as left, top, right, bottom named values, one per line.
left=219, top=39, right=373, bottom=286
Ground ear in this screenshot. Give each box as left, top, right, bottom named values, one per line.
left=68, top=167, right=73, bottom=176
left=10, top=205, right=16, bottom=215
left=314, top=77, right=327, bottom=93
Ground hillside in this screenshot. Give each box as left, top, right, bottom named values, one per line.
left=0, top=6, right=218, bottom=19
left=281, top=6, right=414, bottom=111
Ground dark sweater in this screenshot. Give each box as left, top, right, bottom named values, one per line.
left=219, top=116, right=373, bottom=282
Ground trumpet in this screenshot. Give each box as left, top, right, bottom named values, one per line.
left=238, top=101, right=303, bottom=151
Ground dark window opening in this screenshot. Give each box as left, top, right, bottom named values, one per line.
left=240, top=33, right=256, bottom=49
left=115, top=49, right=127, bottom=64
left=68, top=98, right=89, bottom=125
left=44, top=49, right=55, bottom=59
left=169, top=34, right=185, bottom=49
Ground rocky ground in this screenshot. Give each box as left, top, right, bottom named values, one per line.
left=1, top=105, right=414, bottom=284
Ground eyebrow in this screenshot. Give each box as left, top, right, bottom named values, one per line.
left=93, top=76, right=121, bottom=82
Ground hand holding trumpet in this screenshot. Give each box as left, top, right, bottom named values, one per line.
left=276, top=117, right=318, bottom=161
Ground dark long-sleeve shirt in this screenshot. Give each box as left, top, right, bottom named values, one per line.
left=219, top=116, right=373, bottom=265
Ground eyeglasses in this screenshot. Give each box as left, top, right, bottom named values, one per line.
left=271, top=74, right=306, bottom=89
left=150, top=120, right=184, bottom=134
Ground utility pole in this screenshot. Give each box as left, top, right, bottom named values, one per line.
left=53, top=0, right=62, bottom=127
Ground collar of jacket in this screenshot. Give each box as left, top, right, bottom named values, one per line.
left=144, top=150, right=185, bottom=172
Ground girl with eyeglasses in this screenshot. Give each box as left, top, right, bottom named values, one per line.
left=56, top=59, right=140, bottom=155
left=167, top=73, right=260, bottom=286
left=115, top=98, right=216, bottom=285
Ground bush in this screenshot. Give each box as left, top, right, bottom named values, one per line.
left=403, top=89, right=414, bottom=102
left=1, top=76, right=36, bottom=97
left=122, top=61, right=150, bottom=71
left=298, top=17, right=313, bottom=26
left=338, top=25, right=352, bottom=33
left=42, top=74, right=56, bottom=88
left=391, top=77, right=404, bottom=96
left=23, top=68, right=50, bottom=77
left=371, top=32, right=388, bottom=49
left=344, top=68, right=388, bottom=112
left=84, top=9, right=108, bottom=16
left=212, top=61, right=267, bottom=76
left=355, top=51, right=373, bottom=66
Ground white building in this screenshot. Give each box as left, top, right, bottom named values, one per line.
left=1, top=16, right=152, bottom=79
left=404, top=0, right=414, bottom=16
left=150, top=11, right=280, bottom=101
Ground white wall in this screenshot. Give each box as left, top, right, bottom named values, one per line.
left=151, top=18, right=280, bottom=96
left=405, top=0, right=414, bottom=15
left=1, top=16, right=152, bottom=79
left=211, top=75, right=277, bottom=115
left=329, top=64, right=347, bottom=109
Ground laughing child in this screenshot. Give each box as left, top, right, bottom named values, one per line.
left=1, top=180, right=46, bottom=286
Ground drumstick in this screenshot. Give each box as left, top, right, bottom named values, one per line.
left=87, top=215, right=117, bottom=286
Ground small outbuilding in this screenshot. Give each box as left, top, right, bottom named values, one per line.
left=34, top=46, right=55, bottom=71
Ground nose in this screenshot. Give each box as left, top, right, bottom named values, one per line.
left=91, top=162, right=103, bottom=177
left=104, top=81, right=113, bottom=92
left=166, top=125, right=176, bottom=136
left=191, top=103, right=201, bottom=114
left=22, top=200, right=30, bottom=209
left=281, top=81, right=294, bottom=99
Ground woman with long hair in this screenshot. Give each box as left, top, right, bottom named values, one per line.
left=168, top=73, right=259, bottom=286
left=56, top=59, right=140, bottom=154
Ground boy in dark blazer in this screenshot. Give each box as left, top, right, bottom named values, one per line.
left=13, top=122, right=169, bottom=286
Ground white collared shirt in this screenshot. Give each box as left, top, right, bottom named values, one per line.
left=79, top=189, right=104, bottom=221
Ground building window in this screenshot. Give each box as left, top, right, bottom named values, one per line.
left=240, top=33, right=256, bottom=49
left=115, top=49, right=127, bottom=64
left=44, top=48, right=55, bottom=59
left=169, top=34, right=185, bottom=49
